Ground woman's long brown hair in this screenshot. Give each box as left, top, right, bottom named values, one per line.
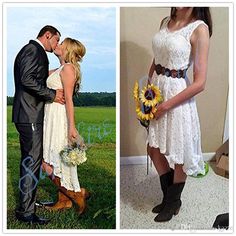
left=170, top=7, right=212, bottom=37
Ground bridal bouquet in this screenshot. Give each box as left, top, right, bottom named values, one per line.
left=60, top=134, right=87, bottom=166
left=133, top=78, right=163, bottom=127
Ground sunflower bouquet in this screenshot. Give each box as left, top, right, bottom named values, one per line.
left=133, top=79, right=163, bottom=128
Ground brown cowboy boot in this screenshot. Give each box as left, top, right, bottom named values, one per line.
left=45, top=191, right=73, bottom=211
left=63, top=189, right=87, bottom=215
left=80, top=188, right=91, bottom=200
left=51, top=176, right=88, bottom=215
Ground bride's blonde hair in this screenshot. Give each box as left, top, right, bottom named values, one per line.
left=63, top=37, right=86, bottom=94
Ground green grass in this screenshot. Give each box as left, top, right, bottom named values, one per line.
left=7, top=106, right=116, bottom=229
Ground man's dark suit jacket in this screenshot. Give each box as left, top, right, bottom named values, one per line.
left=12, top=40, right=56, bottom=124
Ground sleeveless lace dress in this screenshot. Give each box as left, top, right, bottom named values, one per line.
left=43, top=65, right=81, bottom=192
left=147, top=17, right=208, bottom=176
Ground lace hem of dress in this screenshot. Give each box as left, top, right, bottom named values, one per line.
left=146, top=141, right=205, bottom=176
left=165, top=153, right=205, bottom=176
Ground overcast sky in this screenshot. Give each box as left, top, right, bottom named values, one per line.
left=6, top=6, right=116, bottom=95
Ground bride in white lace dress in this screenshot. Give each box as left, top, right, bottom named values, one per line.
left=42, top=38, right=89, bottom=214
left=146, top=7, right=212, bottom=222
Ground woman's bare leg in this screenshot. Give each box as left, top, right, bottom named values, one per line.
left=173, top=164, right=187, bottom=183
left=41, top=162, right=74, bottom=211
left=147, top=144, right=170, bottom=176
left=41, top=160, right=54, bottom=177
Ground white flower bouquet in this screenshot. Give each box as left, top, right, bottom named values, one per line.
left=60, top=134, right=87, bottom=166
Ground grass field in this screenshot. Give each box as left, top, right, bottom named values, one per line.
left=7, top=106, right=116, bottom=229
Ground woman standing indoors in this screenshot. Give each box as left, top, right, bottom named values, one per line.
left=147, top=7, right=212, bottom=222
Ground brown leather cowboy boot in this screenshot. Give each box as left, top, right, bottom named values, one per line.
left=63, top=189, right=87, bottom=215
left=50, top=176, right=88, bottom=214
left=45, top=191, right=73, bottom=211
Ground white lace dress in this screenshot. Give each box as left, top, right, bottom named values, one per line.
left=147, top=17, right=208, bottom=176
left=43, top=65, right=81, bottom=192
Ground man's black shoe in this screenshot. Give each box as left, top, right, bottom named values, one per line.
left=35, top=201, right=55, bottom=208
left=16, top=213, right=50, bottom=225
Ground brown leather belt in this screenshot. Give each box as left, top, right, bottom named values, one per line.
left=155, top=64, right=188, bottom=79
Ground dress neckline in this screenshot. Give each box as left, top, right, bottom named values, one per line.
left=165, top=16, right=200, bottom=34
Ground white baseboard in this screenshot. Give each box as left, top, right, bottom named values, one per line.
left=120, top=152, right=215, bottom=165
left=203, top=152, right=216, bottom=162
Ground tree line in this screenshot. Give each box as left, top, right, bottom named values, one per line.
left=7, top=92, right=116, bottom=107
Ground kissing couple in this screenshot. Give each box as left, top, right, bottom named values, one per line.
left=12, top=25, right=90, bottom=225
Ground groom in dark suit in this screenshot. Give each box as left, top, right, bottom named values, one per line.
left=13, top=25, right=64, bottom=225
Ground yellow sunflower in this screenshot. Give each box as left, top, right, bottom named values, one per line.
left=135, top=101, right=141, bottom=113
left=133, top=80, right=163, bottom=123
left=137, top=109, right=151, bottom=121
left=151, top=106, right=158, bottom=116
left=133, top=81, right=139, bottom=101
left=136, top=102, right=154, bottom=121
left=140, top=84, right=163, bottom=107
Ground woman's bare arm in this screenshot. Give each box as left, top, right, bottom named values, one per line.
left=60, top=64, right=77, bottom=141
